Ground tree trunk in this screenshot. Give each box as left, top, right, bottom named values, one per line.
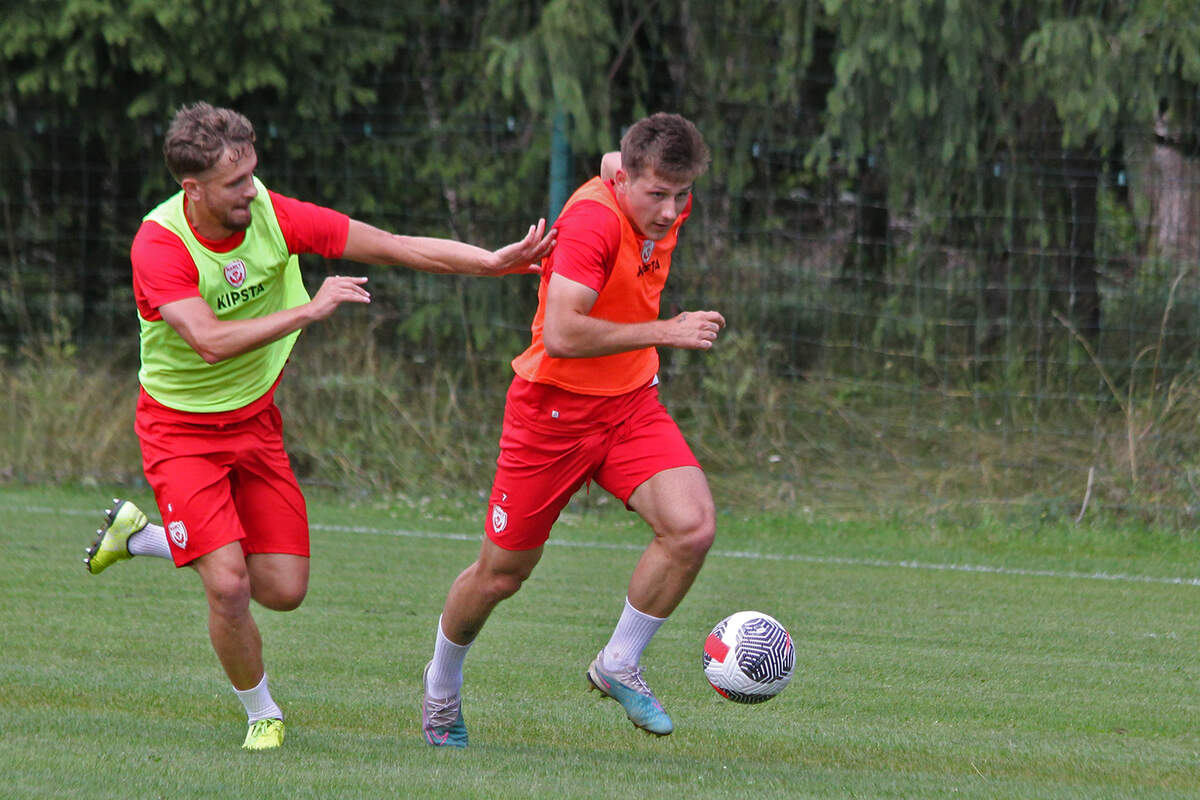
left=1053, top=148, right=1101, bottom=336
left=1143, top=115, right=1200, bottom=263
left=840, top=157, right=889, bottom=302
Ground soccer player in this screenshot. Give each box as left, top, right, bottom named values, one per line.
left=83, top=101, right=554, bottom=751
left=421, top=112, right=723, bottom=746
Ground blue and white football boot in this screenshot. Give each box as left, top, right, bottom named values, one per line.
left=586, top=651, right=674, bottom=736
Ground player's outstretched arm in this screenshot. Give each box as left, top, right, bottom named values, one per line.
left=341, top=218, right=555, bottom=276
left=542, top=273, right=725, bottom=358
left=159, top=275, right=371, bottom=363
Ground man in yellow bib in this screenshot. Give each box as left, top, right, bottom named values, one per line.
left=83, top=102, right=554, bottom=750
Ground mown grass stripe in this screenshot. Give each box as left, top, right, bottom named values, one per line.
left=28, top=505, right=1200, bottom=588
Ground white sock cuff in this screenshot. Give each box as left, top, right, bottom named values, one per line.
left=426, top=616, right=472, bottom=699
left=624, top=596, right=668, bottom=623
left=436, top=615, right=473, bottom=654
left=127, top=522, right=172, bottom=560
left=602, top=597, right=667, bottom=671
left=234, top=672, right=283, bottom=723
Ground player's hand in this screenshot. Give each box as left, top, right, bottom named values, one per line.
left=309, top=275, right=370, bottom=320
left=488, top=218, right=556, bottom=276
left=666, top=310, right=726, bottom=350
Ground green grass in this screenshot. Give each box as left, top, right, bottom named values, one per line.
left=3, top=484, right=1200, bottom=798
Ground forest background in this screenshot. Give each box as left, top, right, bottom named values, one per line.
left=5, top=0, right=1200, bottom=529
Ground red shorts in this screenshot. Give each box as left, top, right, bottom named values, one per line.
left=135, top=393, right=309, bottom=566
left=485, top=377, right=700, bottom=551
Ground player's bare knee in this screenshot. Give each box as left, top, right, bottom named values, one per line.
left=657, top=508, right=715, bottom=561
left=488, top=572, right=526, bottom=604
left=204, top=573, right=252, bottom=617
left=678, top=519, right=715, bottom=563
left=255, top=584, right=307, bottom=611
left=474, top=566, right=528, bottom=606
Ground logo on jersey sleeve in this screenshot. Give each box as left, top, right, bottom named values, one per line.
left=224, top=259, right=247, bottom=288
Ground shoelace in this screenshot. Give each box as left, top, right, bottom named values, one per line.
left=425, top=694, right=461, bottom=728
left=614, top=665, right=654, bottom=698
left=247, top=719, right=279, bottom=739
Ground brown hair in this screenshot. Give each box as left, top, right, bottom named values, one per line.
left=162, top=102, right=256, bottom=181
left=619, top=113, right=710, bottom=183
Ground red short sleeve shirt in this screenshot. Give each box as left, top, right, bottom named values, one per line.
left=131, top=190, right=349, bottom=321
left=543, top=197, right=622, bottom=292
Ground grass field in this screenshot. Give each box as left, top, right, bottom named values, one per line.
left=3, top=483, right=1199, bottom=798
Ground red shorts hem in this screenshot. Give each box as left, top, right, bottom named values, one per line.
left=484, top=379, right=698, bottom=551
left=137, top=399, right=309, bottom=563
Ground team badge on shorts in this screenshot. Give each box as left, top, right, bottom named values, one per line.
left=491, top=503, right=508, bottom=534
left=640, top=239, right=654, bottom=263
left=224, top=259, right=247, bottom=288
left=167, top=520, right=189, bottom=549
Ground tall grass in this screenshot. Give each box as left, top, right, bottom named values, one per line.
left=6, top=270, right=1200, bottom=529
left=0, top=340, right=143, bottom=486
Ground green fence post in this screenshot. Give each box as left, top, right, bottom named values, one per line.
left=548, top=108, right=572, bottom=223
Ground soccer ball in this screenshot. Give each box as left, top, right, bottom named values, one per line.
left=702, top=611, right=794, bottom=703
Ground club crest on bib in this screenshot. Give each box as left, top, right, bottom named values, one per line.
left=640, top=239, right=654, bottom=263
left=491, top=503, right=508, bottom=533
left=224, top=259, right=247, bottom=288
left=167, top=520, right=189, bottom=549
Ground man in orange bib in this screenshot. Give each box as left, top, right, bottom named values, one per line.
left=421, top=113, right=724, bottom=745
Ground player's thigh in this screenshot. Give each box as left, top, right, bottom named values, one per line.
left=229, top=406, right=310, bottom=559
left=191, top=540, right=253, bottom=610
left=594, top=398, right=703, bottom=521
left=627, top=465, right=716, bottom=539
left=475, top=536, right=544, bottom=586
left=486, top=423, right=602, bottom=551
left=245, top=553, right=309, bottom=610
left=141, top=446, right=246, bottom=566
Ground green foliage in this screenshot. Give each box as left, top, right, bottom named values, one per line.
left=813, top=0, right=1002, bottom=184
left=484, top=0, right=619, bottom=152
left=808, top=0, right=1200, bottom=350
left=1021, top=2, right=1200, bottom=149
left=7, top=0, right=1200, bottom=527
left=2, top=0, right=393, bottom=137
left=0, top=1, right=554, bottom=353
left=0, top=340, right=142, bottom=485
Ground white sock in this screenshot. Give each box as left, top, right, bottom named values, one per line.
left=233, top=672, right=283, bottom=723
left=128, top=523, right=172, bottom=559
left=426, top=615, right=472, bottom=699
left=601, top=597, right=666, bottom=672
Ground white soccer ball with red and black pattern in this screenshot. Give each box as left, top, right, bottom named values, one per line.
left=702, top=611, right=794, bottom=703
